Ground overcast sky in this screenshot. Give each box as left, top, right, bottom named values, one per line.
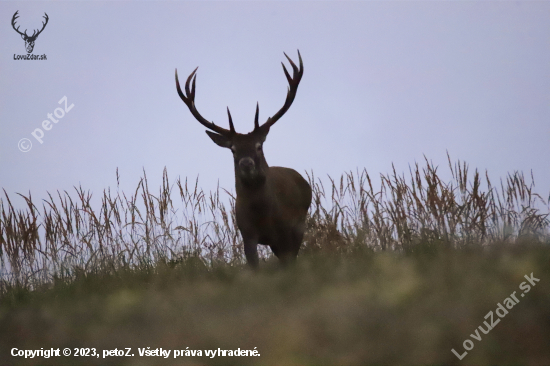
left=1, top=1, right=549, bottom=210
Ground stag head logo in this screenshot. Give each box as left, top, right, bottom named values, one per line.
left=12, top=10, right=49, bottom=54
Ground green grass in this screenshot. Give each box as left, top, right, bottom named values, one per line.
left=1, top=156, right=550, bottom=364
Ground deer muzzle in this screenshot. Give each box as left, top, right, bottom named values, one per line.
left=239, top=157, right=255, bottom=173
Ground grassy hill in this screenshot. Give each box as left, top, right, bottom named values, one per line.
left=1, top=157, right=549, bottom=365
left=1, top=245, right=549, bottom=365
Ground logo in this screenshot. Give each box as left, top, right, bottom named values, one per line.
left=17, top=96, right=75, bottom=153
left=12, top=10, right=48, bottom=58
left=18, top=138, right=32, bottom=153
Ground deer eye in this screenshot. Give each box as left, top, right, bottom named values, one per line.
left=230, top=145, right=236, bottom=153
left=255, top=143, right=262, bottom=152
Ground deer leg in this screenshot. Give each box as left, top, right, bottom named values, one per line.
left=243, top=239, right=259, bottom=269
left=274, top=230, right=299, bottom=267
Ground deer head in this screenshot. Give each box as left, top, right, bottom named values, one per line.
left=175, top=51, right=303, bottom=187
left=12, top=11, right=49, bottom=54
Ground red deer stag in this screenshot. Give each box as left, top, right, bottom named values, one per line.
left=175, top=51, right=311, bottom=268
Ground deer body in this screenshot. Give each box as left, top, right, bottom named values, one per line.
left=176, top=51, right=311, bottom=268
left=236, top=166, right=312, bottom=267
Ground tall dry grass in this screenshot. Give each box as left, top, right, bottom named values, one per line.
left=306, top=155, right=549, bottom=253
left=1, top=156, right=549, bottom=292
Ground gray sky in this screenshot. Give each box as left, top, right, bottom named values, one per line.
left=1, top=1, right=549, bottom=209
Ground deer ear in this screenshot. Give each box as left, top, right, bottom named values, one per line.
left=205, top=131, right=232, bottom=149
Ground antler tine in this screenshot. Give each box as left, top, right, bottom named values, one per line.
left=184, top=67, right=198, bottom=101
left=11, top=11, right=25, bottom=36
left=226, top=107, right=236, bottom=133
left=35, top=13, right=49, bottom=36
left=254, top=102, right=260, bottom=130
left=283, top=52, right=300, bottom=81
left=259, top=50, right=303, bottom=132
left=175, top=68, right=234, bottom=136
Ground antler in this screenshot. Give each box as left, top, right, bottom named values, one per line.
left=11, top=11, right=25, bottom=37
left=11, top=11, right=48, bottom=39
left=176, top=68, right=235, bottom=136
left=31, top=13, right=49, bottom=39
left=257, top=50, right=303, bottom=132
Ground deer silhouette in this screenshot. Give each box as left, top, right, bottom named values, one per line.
left=176, top=51, right=312, bottom=268
left=12, top=11, right=49, bottom=54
